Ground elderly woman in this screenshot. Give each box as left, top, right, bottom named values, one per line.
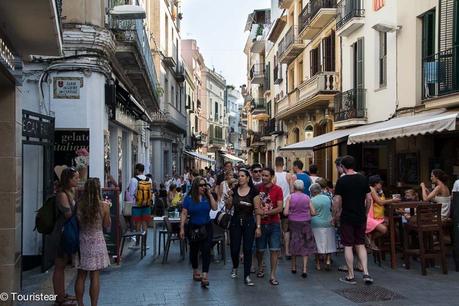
left=420, top=169, right=451, bottom=219
left=283, top=180, right=316, bottom=278
left=309, top=183, right=336, bottom=271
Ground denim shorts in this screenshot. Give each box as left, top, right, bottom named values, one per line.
left=256, top=223, right=281, bottom=252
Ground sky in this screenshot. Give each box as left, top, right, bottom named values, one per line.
left=181, top=0, right=270, bottom=89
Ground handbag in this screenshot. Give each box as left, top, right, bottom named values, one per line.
left=123, top=201, right=133, bottom=216
left=189, top=224, right=208, bottom=242
left=214, top=209, right=232, bottom=230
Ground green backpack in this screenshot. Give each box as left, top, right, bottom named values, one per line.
left=35, top=195, right=57, bottom=234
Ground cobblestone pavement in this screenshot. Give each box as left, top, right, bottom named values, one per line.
left=20, top=233, right=459, bottom=306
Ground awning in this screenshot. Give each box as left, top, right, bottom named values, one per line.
left=280, top=125, right=368, bottom=150
left=348, top=110, right=458, bottom=144
left=223, top=153, right=245, bottom=163
left=184, top=151, right=215, bottom=163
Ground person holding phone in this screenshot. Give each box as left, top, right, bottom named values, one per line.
left=180, top=177, right=218, bottom=288
left=226, top=169, right=261, bottom=286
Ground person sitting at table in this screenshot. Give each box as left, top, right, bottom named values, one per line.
left=366, top=175, right=400, bottom=250
left=420, top=169, right=451, bottom=219
left=399, top=189, right=419, bottom=222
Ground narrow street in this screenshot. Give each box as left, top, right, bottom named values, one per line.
left=21, top=237, right=459, bottom=306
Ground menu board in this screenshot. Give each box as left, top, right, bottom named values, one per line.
left=101, top=188, right=121, bottom=264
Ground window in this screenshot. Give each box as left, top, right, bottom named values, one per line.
left=310, top=47, right=320, bottom=76
left=267, top=101, right=272, bottom=117
left=298, top=60, right=304, bottom=84
left=379, top=31, right=387, bottom=87
left=165, top=15, right=169, bottom=56
left=324, top=31, right=336, bottom=71
left=215, top=102, right=218, bottom=121
left=288, top=68, right=295, bottom=92
left=164, top=78, right=169, bottom=105
left=171, top=85, right=175, bottom=106
left=422, top=10, right=436, bottom=59
left=352, top=38, right=365, bottom=89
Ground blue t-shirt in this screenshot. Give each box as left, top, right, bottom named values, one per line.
left=183, top=195, right=211, bottom=225
left=296, top=173, right=312, bottom=196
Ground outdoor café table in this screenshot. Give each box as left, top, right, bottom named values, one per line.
left=151, top=216, right=181, bottom=260
left=386, top=201, right=429, bottom=269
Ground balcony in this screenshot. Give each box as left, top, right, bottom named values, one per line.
left=151, top=107, right=187, bottom=134
left=251, top=99, right=269, bottom=121
left=275, top=72, right=338, bottom=118
left=193, top=132, right=207, bottom=147
left=334, top=88, right=367, bottom=127
left=251, top=36, right=266, bottom=54
left=299, top=0, right=337, bottom=40
left=0, top=0, right=63, bottom=57
left=422, top=45, right=459, bottom=108
left=278, top=26, right=306, bottom=65
left=174, top=62, right=185, bottom=83
left=265, top=118, right=284, bottom=135
left=111, top=18, right=160, bottom=110
left=336, top=0, right=365, bottom=37
left=274, top=65, right=283, bottom=84
left=278, top=0, right=294, bottom=9
left=250, top=64, right=265, bottom=84
left=209, top=125, right=225, bottom=147
left=277, top=89, right=299, bottom=119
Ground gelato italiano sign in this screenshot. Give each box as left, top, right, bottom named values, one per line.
left=53, top=77, right=84, bottom=99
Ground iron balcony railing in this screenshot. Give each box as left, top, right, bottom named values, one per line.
left=422, top=45, right=459, bottom=99
left=265, top=118, right=284, bottom=135
left=336, top=0, right=365, bottom=30
left=277, top=26, right=301, bottom=59
left=252, top=98, right=267, bottom=113
left=300, top=0, right=337, bottom=33
left=250, top=64, right=265, bottom=80
left=334, top=88, right=366, bottom=122
left=110, top=17, right=160, bottom=103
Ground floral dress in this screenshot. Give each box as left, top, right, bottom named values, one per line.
left=77, top=209, right=110, bottom=271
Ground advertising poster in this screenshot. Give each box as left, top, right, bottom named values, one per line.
left=54, top=130, right=90, bottom=185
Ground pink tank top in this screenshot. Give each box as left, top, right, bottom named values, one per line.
left=288, top=192, right=311, bottom=222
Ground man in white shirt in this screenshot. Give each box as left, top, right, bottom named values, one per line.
left=453, top=179, right=459, bottom=192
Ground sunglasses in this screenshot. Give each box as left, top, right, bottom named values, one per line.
left=199, top=184, right=207, bottom=187
left=252, top=170, right=262, bottom=173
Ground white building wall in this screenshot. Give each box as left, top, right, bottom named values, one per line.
left=340, top=0, right=398, bottom=123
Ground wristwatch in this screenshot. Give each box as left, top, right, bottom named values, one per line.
left=257, top=225, right=261, bottom=229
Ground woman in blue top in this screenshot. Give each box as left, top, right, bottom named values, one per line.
left=180, top=177, right=218, bottom=288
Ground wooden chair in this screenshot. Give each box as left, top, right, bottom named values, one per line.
left=119, top=215, right=147, bottom=260
left=162, top=217, right=185, bottom=264
left=403, top=203, right=447, bottom=275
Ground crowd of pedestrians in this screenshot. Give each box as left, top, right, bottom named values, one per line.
left=44, top=153, right=459, bottom=305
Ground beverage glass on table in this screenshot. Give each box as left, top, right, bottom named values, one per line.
left=392, top=194, right=401, bottom=200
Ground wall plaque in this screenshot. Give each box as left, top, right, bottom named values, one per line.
left=53, top=77, right=84, bottom=99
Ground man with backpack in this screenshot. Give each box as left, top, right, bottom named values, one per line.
left=128, top=163, right=153, bottom=247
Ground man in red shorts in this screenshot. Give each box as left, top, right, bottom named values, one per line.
left=332, top=155, right=373, bottom=285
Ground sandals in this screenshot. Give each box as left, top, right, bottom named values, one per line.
left=363, top=274, right=374, bottom=285
left=325, top=262, right=331, bottom=271
left=269, top=278, right=279, bottom=286
left=193, top=272, right=202, bottom=281
left=339, top=276, right=357, bottom=285
left=54, top=300, right=76, bottom=306
left=256, top=269, right=265, bottom=278
left=201, top=277, right=209, bottom=288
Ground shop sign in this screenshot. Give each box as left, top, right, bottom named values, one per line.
left=115, top=107, right=137, bottom=131
left=0, top=38, right=14, bottom=71
left=53, top=77, right=84, bottom=99
left=373, top=0, right=384, bottom=11
left=54, top=130, right=90, bottom=184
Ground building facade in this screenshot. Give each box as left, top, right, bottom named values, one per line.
left=0, top=0, right=63, bottom=298
left=149, top=0, right=187, bottom=183
left=225, top=86, right=243, bottom=157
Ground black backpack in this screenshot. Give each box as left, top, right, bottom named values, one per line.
left=35, top=195, right=57, bottom=234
